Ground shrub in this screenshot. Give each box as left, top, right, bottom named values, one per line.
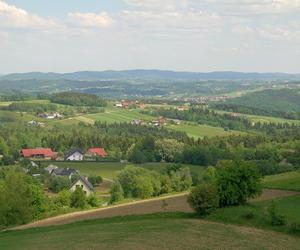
left=54, top=190, right=71, bottom=207
left=132, top=176, right=154, bottom=199
left=70, top=187, right=87, bottom=209
left=48, top=176, right=71, bottom=193
left=187, top=183, right=219, bottom=215
left=87, top=195, right=98, bottom=207
left=88, top=176, right=103, bottom=187
left=290, top=222, right=300, bottom=233
left=268, top=201, right=286, bottom=226
left=110, top=181, right=124, bottom=204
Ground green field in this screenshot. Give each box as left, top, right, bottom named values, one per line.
left=41, top=162, right=207, bottom=180
left=168, top=123, right=242, bottom=139
left=84, top=107, right=153, bottom=124
left=206, top=195, right=300, bottom=236
left=263, top=171, right=300, bottom=191
left=1, top=213, right=300, bottom=250
left=215, top=109, right=300, bottom=125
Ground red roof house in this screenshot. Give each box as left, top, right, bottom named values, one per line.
left=21, top=148, right=57, bottom=160
left=87, top=148, right=107, bottom=158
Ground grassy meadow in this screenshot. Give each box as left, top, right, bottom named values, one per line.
left=206, top=194, right=300, bottom=236
left=1, top=213, right=300, bottom=250
left=262, top=170, right=300, bottom=191
left=41, top=161, right=207, bottom=180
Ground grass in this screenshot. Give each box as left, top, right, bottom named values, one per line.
left=262, top=170, right=300, bottom=191
left=167, top=123, right=242, bottom=139
left=41, top=162, right=207, bottom=180
left=1, top=213, right=300, bottom=250
left=206, top=195, right=300, bottom=236
left=215, top=109, right=300, bottom=125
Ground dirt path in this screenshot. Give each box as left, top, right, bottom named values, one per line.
left=11, top=189, right=300, bottom=231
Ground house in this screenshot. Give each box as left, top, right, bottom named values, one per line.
left=28, top=120, right=45, bottom=127
left=51, top=167, right=78, bottom=179
left=45, top=164, right=58, bottom=174
left=87, top=148, right=107, bottom=158
left=176, top=106, right=189, bottom=111
left=64, top=149, right=84, bottom=161
left=21, top=148, right=57, bottom=160
left=70, top=176, right=94, bottom=196
left=38, top=112, right=63, bottom=119
left=131, top=119, right=142, bottom=125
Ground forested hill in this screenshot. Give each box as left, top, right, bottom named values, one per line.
left=214, top=89, right=300, bottom=120
left=2, top=70, right=300, bottom=81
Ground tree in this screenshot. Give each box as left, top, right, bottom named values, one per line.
left=54, top=190, right=71, bottom=207
left=155, top=139, right=184, bottom=162
left=88, top=175, right=103, bottom=187
left=132, top=176, right=154, bottom=199
left=110, top=181, right=124, bottom=204
left=187, top=183, right=219, bottom=215
left=0, top=169, right=48, bottom=226
left=48, top=176, right=71, bottom=193
left=70, top=187, right=87, bottom=209
left=216, top=161, right=262, bottom=207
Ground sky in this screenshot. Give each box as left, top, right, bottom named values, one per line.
left=0, top=0, right=299, bottom=74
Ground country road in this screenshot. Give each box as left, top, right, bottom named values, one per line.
left=11, top=189, right=300, bottom=231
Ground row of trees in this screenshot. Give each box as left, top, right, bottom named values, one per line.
left=110, top=165, right=192, bottom=203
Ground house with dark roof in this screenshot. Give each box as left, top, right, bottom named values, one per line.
left=21, top=148, right=57, bottom=160
left=64, top=149, right=84, bottom=161
left=70, top=176, right=94, bottom=196
left=87, top=148, right=107, bottom=158
left=51, top=167, right=78, bottom=180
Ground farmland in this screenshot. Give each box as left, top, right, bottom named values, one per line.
left=41, top=161, right=207, bottom=180
left=2, top=213, right=300, bottom=250
left=167, top=123, right=242, bottom=139
left=263, top=170, right=300, bottom=191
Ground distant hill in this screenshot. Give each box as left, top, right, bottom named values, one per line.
left=2, top=70, right=300, bottom=81
left=214, top=88, right=300, bottom=120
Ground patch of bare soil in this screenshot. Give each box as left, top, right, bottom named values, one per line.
left=251, top=189, right=300, bottom=201
left=13, top=193, right=191, bottom=230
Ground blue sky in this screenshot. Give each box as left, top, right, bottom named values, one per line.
left=0, top=0, right=299, bottom=73
left=4, top=0, right=124, bottom=16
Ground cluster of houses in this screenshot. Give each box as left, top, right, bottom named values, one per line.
left=131, top=116, right=181, bottom=127
left=114, top=100, right=145, bottom=109
left=37, top=112, right=63, bottom=120
left=28, top=120, right=46, bottom=127
left=21, top=147, right=107, bottom=161
left=45, top=165, right=94, bottom=196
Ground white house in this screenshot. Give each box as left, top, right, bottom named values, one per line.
left=70, top=176, right=94, bottom=196
left=64, top=149, right=84, bottom=161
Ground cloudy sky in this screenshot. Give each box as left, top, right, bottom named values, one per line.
left=0, top=0, right=299, bottom=74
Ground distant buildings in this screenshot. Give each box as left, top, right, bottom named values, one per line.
left=87, top=148, right=107, bottom=158
left=37, top=112, right=63, bottom=119
left=28, top=120, right=45, bottom=127
left=64, top=149, right=84, bottom=161
left=21, top=148, right=57, bottom=160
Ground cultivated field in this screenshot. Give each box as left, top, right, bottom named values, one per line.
left=263, top=170, right=300, bottom=191
left=41, top=162, right=207, bottom=180
left=168, top=123, right=242, bottom=139
left=2, top=208, right=300, bottom=250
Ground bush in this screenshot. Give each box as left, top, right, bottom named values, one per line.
left=88, top=176, right=103, bottom=187
left=216, top=161, right=262, bottom=207
left=290, top=222, right=300, bottom=233
left=132, top=176, right=154, bottom=199
left=48, top=176, right=71, bottom=193
left=110, top=181, right=124, bottom=204
left=187, top=183, right=219, bottom=215
left=87, top=195, right=98, bottom=207
left=54, top=190, right=71, bottom=207
left=70, top=187, right=87, bottom=209
left=268, top=201, right=286, bottom=226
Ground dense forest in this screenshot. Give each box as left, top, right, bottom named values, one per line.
left=214, top=89, right=300, bottom=120
left=50, top=92, right=107, bottom=107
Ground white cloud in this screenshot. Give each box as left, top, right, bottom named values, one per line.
left=67, top=12, right=113, bottom=28
left=0, top=0, right=60, bottom=30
